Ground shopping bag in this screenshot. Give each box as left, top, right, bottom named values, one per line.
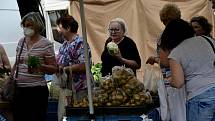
left=1, top=76, right=16, bottom=102
left=58, top=88, right=73, bottom=121
left=52, top=71, right=68, bottom=88
left=157, top=79, right=187, bottom=121
left=157, top=79, right=170, bottom=121
left=143, top=64, right=162, bottom=93
left=166, top=85, right=186, bottom=121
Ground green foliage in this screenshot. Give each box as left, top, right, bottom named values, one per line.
left=91, top=63, right=102, bottom=83
left=27, top=56, right=41, bottom=68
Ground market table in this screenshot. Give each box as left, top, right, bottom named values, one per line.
left=66, top=101, right=159, bottom=121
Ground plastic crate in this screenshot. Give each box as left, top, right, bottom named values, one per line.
left=46, top=100, right=58, bottom=121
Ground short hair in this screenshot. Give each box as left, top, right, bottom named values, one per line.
left=108, top=18, right=128, bottom=35
left=190, top=16, right=212, bottom=36
left=56, top=16, right=79, bottom=33
left=159, top=4, right=181, bottom=25
left=160, top=19, right=195, bottom=51
left=21, top=12, right=45, bottom=33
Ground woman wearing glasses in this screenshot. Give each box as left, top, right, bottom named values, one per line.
left=101, top=18, right=141, bottom=76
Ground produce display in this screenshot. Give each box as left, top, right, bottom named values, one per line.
left=71, top=66, right=153, bottom=107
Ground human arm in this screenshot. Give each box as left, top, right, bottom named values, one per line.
left=63, top=40, right=91, bottom=74
left=39, top=57, right=58, bottom=74
left=113, top=37, right=141, bottom=69
left=39, top=43, right=58, bottom=74
left=0, top=44, right=11, bottom=71
left=114, top=50, right=140, bottom=69
left=169, top=59, right=185, bottom=88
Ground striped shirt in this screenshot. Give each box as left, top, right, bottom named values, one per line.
left=16, top=37, right=55, bottom=87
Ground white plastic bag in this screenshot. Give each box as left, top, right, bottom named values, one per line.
left=52, top=71, right=68, bottom=88
left=157, top=79, right=170, bottom=121
left=58, top=88, right=73, bottom=121
left=166, top=85, right=186, bottom=121
left=157, top=79, right=186, bottom=121
left=143, top=64, right=162, bottom=92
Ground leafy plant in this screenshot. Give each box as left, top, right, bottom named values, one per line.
left=27, top=56, right=41, bottom=68
left=91, top=63, right=102, bottom=85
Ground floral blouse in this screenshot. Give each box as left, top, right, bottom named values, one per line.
left=56, top=35, right=92, bottom=92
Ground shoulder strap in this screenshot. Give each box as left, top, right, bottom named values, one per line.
left=201, top=36, right=215, bottom=54
left=201, top=35, right=215, bottom=66
left=15, top=38, right=25, bottom=78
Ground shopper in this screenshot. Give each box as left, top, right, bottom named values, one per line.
left=13, top=12, right=57, bottom=121
left=190, top=16, right=212, bottom=37
left=56, top=15, right=92, bottom=120
left=146, top=4, right=186, bottom=121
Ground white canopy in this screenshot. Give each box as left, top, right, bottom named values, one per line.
left=42, top=0, right=70, bottom=11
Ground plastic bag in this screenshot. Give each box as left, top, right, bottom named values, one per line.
left=58, top=88, right=73, bottom=121
left=166, top=85, right=186, bottom=121
left=52, top=71, right=68, bottom=88
left=157, top=79, right=186, bottom=121
left=143, top=64, right=162, bottom=92
left=157, top=79, right=170, bottom=121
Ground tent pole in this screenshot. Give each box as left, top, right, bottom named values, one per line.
left=79, top=0, right=95, bottom=121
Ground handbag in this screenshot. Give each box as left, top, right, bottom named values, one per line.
left=2, top=38, right=25, bottom=102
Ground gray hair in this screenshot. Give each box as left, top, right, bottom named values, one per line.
left=108, top=18, right=128, bottom=35
left=21, top=12, right=45, bottom=33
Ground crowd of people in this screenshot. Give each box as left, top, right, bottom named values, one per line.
left=0, top=1, right=214, bottom=121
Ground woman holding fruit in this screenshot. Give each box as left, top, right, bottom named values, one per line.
left=101, top=18, right=141, bottom=76
left=13, top=12, right=58, bottom=121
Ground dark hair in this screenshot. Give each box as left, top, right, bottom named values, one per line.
left=160, top=19, right=195, bottom=51
left=56, top=16, right=79, bottom=33
left=190, top=16, right=212, bottom=36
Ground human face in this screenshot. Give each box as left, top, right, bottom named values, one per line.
left=57, top=24, right=69, bottom=39
left=23, top=21, right=35, bottom=37
left=108, top=22, right=124, bottom=42
left=191, top=22, right=205, bottom=36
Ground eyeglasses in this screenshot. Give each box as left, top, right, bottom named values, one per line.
left=108, top=28, right=120, bottom=32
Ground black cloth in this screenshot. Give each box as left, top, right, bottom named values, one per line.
left=101, top=36, right=141, bottom=76
left=13, top=86, right=49, bottom=121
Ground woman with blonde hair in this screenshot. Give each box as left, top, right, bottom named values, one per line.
left=13, top=12, right=58, bottom=121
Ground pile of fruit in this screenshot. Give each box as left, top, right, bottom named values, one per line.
left=72, top=66, right=153, bottom=107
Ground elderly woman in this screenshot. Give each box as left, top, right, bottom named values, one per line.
left=190, top=16, right=212, bottom=37
left=101, top=18, right=141, bottom=76
left=160, top=18, right=215, bottom=121
left=13, top=12, right=57, bottom=121
left=56, top=15, right=92, bottom=120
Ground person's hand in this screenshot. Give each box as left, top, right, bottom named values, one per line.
left=146, top=56, right=159, bottom=65
left=112, top=49, right=122, bottom=60
left=63, top=66, right=71, bottom=74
